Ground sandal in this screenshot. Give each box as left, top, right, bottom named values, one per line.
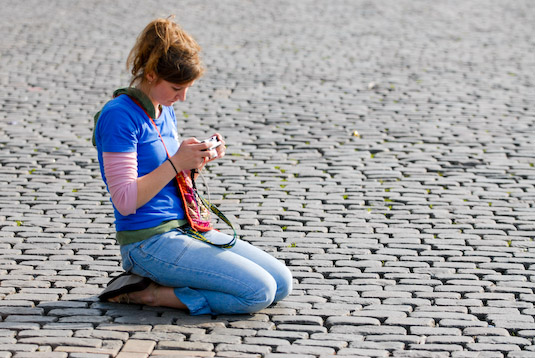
left=98, top=272, right=153, bottom=302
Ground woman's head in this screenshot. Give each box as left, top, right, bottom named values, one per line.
left=127, top=17, right=204, bottom=87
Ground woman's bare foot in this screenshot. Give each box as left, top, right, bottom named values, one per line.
left=108, top=282, right=158, bottom=305
left=108, top=282, right=187, bottom=310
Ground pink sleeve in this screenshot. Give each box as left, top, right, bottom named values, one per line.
left=102, top=152, right=138, bottom=216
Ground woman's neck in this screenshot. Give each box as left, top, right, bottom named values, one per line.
left=137, top=82, right=161, bottom=118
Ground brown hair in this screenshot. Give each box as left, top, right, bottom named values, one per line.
left=127, top=17, right=204, bottom=86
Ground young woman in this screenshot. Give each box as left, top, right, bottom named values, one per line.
left=93, top=17, right=292, bottom=315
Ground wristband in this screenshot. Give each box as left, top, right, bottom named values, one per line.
left=167, top=158, right=179, bottom=175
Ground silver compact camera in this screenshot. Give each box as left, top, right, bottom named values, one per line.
left=201, top=135, right=222, bottom=150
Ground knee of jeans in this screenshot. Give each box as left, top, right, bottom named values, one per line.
left=243, top=276, right=277, bottom=313
left=273, top=266, right=293, bottom=302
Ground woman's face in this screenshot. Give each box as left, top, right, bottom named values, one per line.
left=149, top=79, right=194, bottom=107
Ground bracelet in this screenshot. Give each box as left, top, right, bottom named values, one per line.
left=167, top=158, right=179, bottom=175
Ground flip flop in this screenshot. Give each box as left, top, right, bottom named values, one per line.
left=98, top=272, right=153, bottom=302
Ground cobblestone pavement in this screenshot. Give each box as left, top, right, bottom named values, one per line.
left=1, top=0, right=535, bottom=357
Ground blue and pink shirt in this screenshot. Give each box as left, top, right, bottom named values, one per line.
left=94, top=91, right=185, bottom=232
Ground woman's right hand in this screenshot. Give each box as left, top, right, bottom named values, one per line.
left=170, top=137, right=213, bottom=172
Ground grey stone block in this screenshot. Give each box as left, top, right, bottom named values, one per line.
left=2, top=0, right=535, bottom=355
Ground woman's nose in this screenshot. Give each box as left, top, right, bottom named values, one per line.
left=178, top=88, right=188, bottom=102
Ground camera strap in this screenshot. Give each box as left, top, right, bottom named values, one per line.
left=128, top=95, right=237, bottom=248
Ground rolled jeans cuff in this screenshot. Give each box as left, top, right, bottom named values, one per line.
left=173, top=287, right=213, bottom=316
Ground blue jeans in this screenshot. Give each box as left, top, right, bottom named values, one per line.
left=120, top=227, right=293, bottom=315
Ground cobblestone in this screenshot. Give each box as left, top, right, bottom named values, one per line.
left=1, top=0, right=534, bottom=356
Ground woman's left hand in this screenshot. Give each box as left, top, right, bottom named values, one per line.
left=205, top=133, right=226, bottom=163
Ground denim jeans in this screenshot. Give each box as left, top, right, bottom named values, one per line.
left=120, top=227, right=293, bottom=315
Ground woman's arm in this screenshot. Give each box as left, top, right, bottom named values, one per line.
left=103, top=152, right=139, bottom=216
left=137, top=137, right=216, bottom=208
left=104, top=137, right=225, bottom=214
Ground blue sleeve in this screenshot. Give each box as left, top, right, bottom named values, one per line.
left=96, top=104, right=138, bottom=153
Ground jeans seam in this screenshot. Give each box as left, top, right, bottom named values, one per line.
left=138, top=248, right=261, bottom=298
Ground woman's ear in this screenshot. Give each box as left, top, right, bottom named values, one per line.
left=145, top=71, right=156, bottom=84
